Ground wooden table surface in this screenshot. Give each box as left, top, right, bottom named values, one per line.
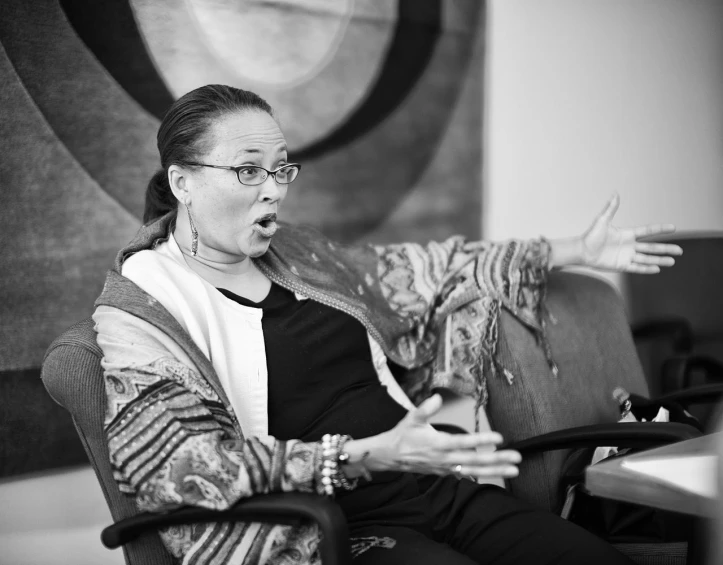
left=585, top=432, right=720, bottom=518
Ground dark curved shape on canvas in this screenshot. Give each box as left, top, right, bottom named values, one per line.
left=0, top=0, right=160, bottom=218
left=295, top=0, right=442, bottom=159
left=60, top=0, right=175, bottom=120
left=1, top=0, right=479, bottom=241
left=61, top=0, right=441, bottom=159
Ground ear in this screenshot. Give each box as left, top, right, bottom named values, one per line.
left=168, top=164, right=191, bottom=206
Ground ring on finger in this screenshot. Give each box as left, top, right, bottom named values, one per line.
left=451, top=464, right=463, bottom=479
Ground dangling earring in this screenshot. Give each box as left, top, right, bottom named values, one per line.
left=187, top=208, right=199, bottom=256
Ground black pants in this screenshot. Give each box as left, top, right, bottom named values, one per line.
left=345, top=476, right=633, bottom=565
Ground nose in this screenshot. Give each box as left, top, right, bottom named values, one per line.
left=257, top=172, right=285, bottom=203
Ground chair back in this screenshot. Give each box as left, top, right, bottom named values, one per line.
left=627, top=232, right=723, bottom=423
left=487, top=271, right=650, bottom=512
left=627, top=232, right=723, bottom=343
left=41, top=319, right=173, bottom=565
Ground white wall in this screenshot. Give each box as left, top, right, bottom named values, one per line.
left=484, top=0, right=723, bottom=290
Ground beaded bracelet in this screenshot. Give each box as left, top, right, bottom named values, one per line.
left=319, top=433, right=362, bottom=495
left=320, top=434, right=337, bottom=496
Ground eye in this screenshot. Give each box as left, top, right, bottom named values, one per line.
left=239, top=167, right=259, bottom=177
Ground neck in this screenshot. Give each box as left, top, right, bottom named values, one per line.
left=174, top=207, right=255, bottom=278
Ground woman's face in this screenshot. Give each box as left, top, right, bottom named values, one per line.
left=183, top=110, right=289, bottom=261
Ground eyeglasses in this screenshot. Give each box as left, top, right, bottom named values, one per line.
left=179, top=162, right=301, bottom=186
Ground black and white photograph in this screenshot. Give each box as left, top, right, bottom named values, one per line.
left=1, top=1, right=722, bottom=564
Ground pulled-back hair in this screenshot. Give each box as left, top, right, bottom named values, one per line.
left=144, top=84, right=274, bottom=223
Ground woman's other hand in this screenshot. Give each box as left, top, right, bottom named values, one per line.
left=579, top=193, right=683, bottom=274
left=548, top=193, right=683, bottom=273
left=343, top=394, right=521, bottom=481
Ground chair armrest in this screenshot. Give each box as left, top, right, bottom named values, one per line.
left=101, top=492, right=350, bottom=565
left=631, top=317, right=693, bottom=353
left=651, top=382, right=723, bottom=407
left=504, top=422, right=701, bottom=455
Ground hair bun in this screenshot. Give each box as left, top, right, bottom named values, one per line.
left=144, top=168, right=176, bottom=224
left=151, top=168, right=169, bottom=187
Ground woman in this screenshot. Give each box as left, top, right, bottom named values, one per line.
left=94, top=84, right=681, bottom=565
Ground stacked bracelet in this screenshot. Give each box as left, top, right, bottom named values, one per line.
left=319, top=434, right=361, bottom=496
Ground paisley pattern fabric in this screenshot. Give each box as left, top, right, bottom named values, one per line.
left=373, top=237, right=553, bottom=426
left=104, top=358, right=323, bottom=564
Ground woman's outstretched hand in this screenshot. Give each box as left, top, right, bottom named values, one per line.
left=343, top=394, right=521, bottom=481
left=579, top=193, right=683, bottom=274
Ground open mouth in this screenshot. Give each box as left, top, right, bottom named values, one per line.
left=252, top=213, right=278, bottom=238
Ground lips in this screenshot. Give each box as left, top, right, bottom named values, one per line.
left=252, top=212, right=278, bottom=238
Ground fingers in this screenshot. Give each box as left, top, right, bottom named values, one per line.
left=598, top=193, right=620, bottom=223
left=443, top=449, right=522, bottom=467
left=453, top=464, right=519, bottom=480
left=407, top=394, right=443, bottom=424
left=395, top=437, right=521, bottom=478
left=635, top=242, right=683, bottom=256
left=632, top=253, right=675, bottom=267
left=440, top=431, right=504, bottom=450
left=633, top=223, right=676, bottom=238
left=624, top=264, right=660, bottom=275
left=622, top=239, right=682, bottom=274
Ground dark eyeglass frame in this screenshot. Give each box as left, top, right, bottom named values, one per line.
left=178, top=161, right=302, bottom=186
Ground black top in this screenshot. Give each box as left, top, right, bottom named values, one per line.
left=218, top=283, right=409, bottom=442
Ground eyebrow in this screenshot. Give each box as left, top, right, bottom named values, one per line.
left=236, top=144, right=288, bottom=157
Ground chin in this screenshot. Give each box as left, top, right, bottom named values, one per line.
left=244, top=239, right=272, bottom=259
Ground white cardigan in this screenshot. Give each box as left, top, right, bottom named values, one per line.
left=94, top=234, right=415, bottom=439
